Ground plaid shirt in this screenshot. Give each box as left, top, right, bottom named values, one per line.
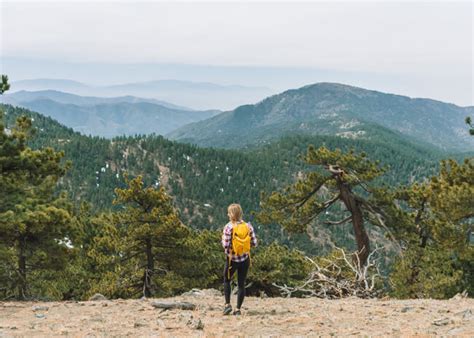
left=222, top=221, right=258, bottom=262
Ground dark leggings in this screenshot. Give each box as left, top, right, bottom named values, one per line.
left=223, top=258, right=250, bottom=309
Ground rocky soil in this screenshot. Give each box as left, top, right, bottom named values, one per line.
left=1, top=289, right=473, bottom=336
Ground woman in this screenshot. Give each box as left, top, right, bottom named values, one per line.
left=221, top=203, right=257, bottom=315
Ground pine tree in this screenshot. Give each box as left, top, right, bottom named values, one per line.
left=256, top=146, right=387, bottom=266
left=0, top=76, right=73, bottom=300
left=380, top=158, right=474, bottom=298
left=112, top=174, right=190, bottom=297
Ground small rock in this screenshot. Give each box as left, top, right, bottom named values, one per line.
left=187, top=318, right=204, bottom=330
left=182, top=288, right=202, bottom=297
left=247, top=309, right=260, bottom=316
left=463, top=309, right=473, bottom=320
left=182, top=288, right=221, bottom=297
left=32, top=305, right=49, bottom=312
left=178, top=312, right=193, bottom=323
left=450, top=290, right=468, bottom=300
left=157, top=319, right=173, bottom=329
left=433, top=318, right=451, bottom=326
left=134, top=322, right=146, bottom=328
left=453, top=309, right=472, bottom=320
left=448, top=327, right=464, bottom=334
left=88, top=293, right=108, bottom=301
left=401, top=306, right=413, bottom=313
left=35, top=313, right=46, bottom=319
left=102, top=303, right=108, bottom=307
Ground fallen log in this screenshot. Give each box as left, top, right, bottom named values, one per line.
left=151, top=301, right=196, bottom=311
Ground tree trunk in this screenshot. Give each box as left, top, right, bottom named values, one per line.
left=338, top=181, right=370, bottom=266
left=143, top=238, right=154, bottom=297
left=18, top=236, right=27, bottom=300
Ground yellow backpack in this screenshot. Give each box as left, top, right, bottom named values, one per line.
left=231, top=221, right=251, bottom=256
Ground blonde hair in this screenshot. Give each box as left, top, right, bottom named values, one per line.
left=227, top=203, right=243, bottom=222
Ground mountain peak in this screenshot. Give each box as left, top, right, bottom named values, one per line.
left=170, top=83, right=474, bottom=152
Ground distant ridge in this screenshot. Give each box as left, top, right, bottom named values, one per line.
left=1, top=90, right=220, bottom=137
left=3, top=89, right=192, bottom=111
left=10, top=78, right=274, bottom=110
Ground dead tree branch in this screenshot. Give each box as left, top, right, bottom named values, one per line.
left=273, top=246, right=384, bottom=299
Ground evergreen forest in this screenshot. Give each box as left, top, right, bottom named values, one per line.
left=1, top=76, right=473, bottom=301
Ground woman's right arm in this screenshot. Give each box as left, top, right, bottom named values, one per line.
left=222, top=224, right=231, bottom=249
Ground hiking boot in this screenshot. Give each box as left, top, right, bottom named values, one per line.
left=233, top=309, right=241, bottom=316
left=223, top=304, right=232, bottom=315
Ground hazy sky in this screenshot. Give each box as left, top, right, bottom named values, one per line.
left=1, top=0, right=473, bottom=105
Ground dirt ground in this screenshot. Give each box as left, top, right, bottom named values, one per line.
left=1, top=289, right=473, bottom=336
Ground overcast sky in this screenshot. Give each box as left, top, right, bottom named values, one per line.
left=1, top=1, right=473, bottom=105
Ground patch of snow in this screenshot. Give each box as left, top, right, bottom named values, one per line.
left=319, top=112, right=338, bottom=119
left=339, top=120, right=360, bottom=129
left=336, top=130, right=366, bottom=139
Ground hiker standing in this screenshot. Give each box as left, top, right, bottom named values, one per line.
left=222, top=203, right=257, bottom=315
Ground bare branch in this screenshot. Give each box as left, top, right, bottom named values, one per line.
left=273, top=246, right=385, bottom=299
left=325, top=215, right=351, bottom=226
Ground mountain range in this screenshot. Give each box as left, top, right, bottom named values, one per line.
left=4, top=81, right=473, bottom=152
left=169, top=82, right=474, bottom=152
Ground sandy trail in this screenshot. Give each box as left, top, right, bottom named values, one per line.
left=1, top=290, right=473, bottom=336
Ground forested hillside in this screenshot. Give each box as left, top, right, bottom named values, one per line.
left=1, top=98, right=472, bottom=301
left=2, top=104, right=456, bottom=253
